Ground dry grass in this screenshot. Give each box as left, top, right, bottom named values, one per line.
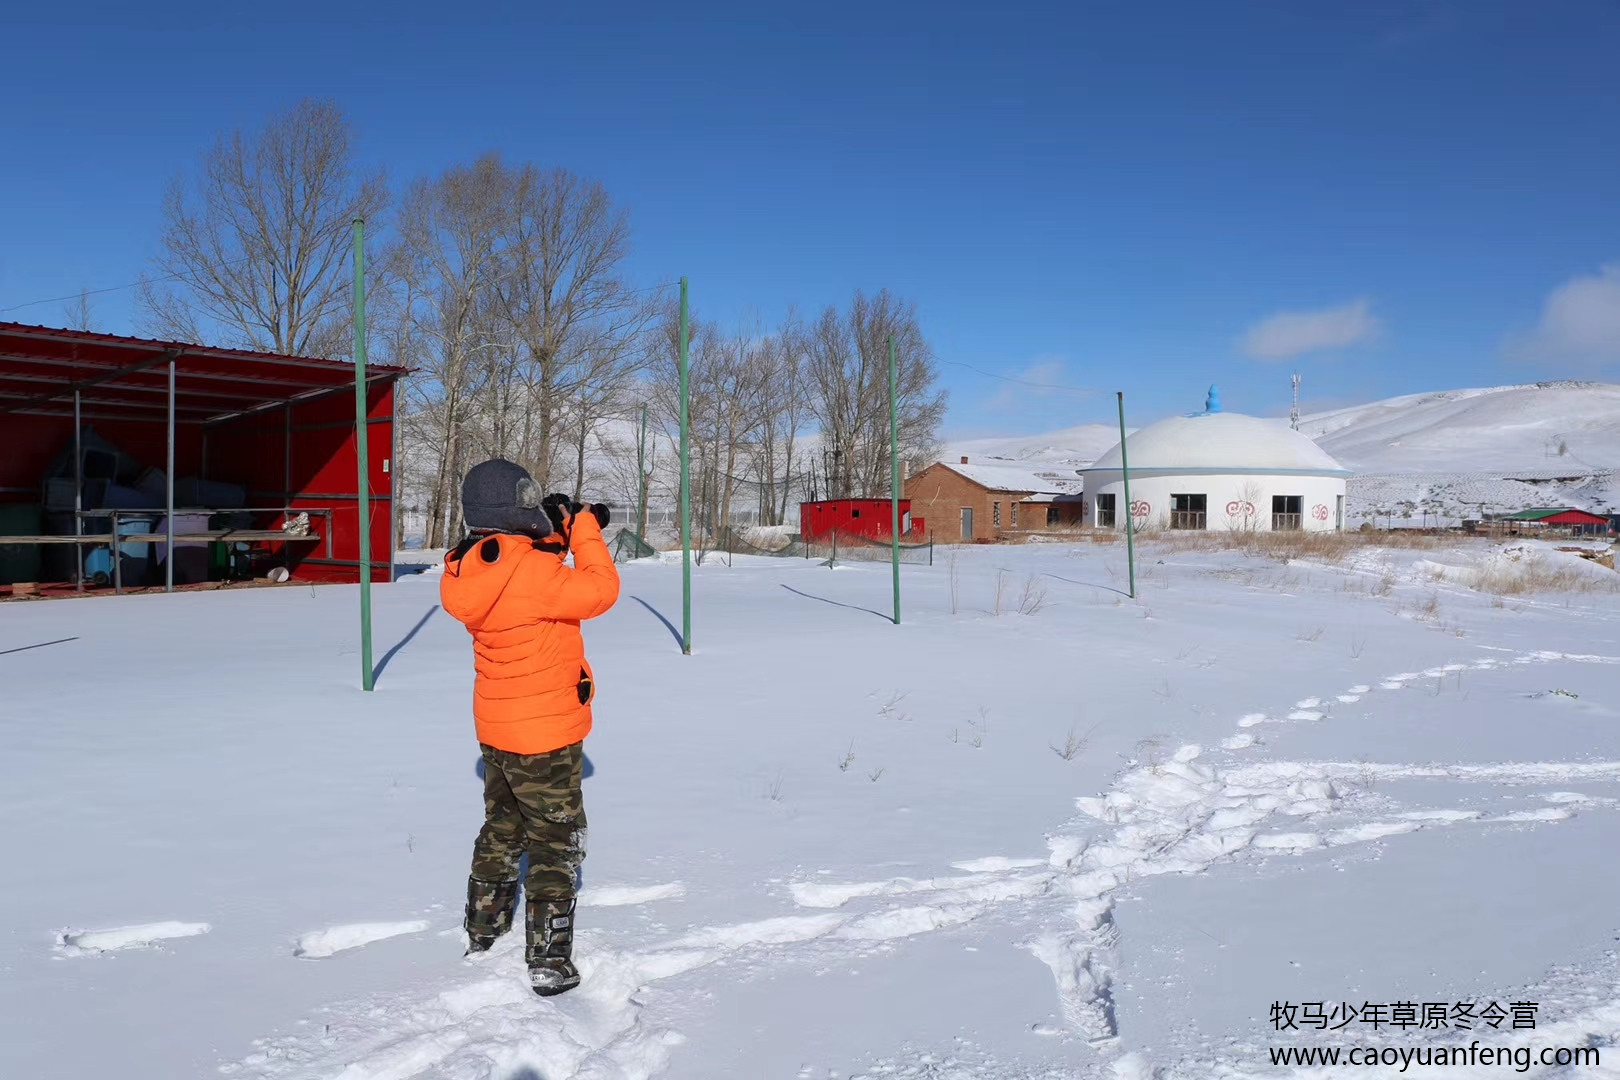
left=1474, top=561, right=1620, bottom=595
left=1017, top=574, right=1049, bottom=615
left=1147, top=528, right=1452, bottom=564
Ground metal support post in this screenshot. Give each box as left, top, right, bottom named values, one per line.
left=679, top=277, right=692, bottom=655
left=165, top=359, right=175, bottom=593
left=887, top=334, right=901, bottom=625
left=354, top=217, right=375, bottom=690
left=1117, top=391, right=1136, bottom=600
left=73, top=391, right=83, bottom=592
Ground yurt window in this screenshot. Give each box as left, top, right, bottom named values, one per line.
left=1272, top=495, right=1303, bottom=531
left=1170, top=493, right=1207, bottom=530
left=1095, top=493, right=1116, bottom=528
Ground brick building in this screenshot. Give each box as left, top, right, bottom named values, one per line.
left=903, top=457, right=1084, bottom=542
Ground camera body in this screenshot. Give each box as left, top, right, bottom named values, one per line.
left=541, top=493, right=611, bottom=532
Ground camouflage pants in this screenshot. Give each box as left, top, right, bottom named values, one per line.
left=470, top=742, right=587, bottom=902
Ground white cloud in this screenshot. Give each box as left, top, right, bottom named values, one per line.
left=1507, top=265, right=1620, bottom=369
left=1241, top=299, right=1380, bottom=361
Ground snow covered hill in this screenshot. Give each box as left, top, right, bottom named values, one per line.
left=1299, top=380, right=1620, bottom=474
left=942, top=381, right=1620, bottom=526
left=943, top=424, right=1123, bottom=476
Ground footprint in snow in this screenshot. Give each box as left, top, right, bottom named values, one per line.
left=950, top=856, right=1046, bottom=873
left=1287, top=710, right=1325, bottom=722
left=294, top=920, right=430, bottom=959
left=55, top=920, right=211, bottom=957
left=578, top=882, right=686, bottom=907
left=1294, top=697, right=1322, bottom=709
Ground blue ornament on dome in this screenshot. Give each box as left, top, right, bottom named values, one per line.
left=1204, top=385, right=1222, bottom=414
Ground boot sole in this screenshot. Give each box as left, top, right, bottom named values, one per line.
left=531, top=980, right=580, bottom=998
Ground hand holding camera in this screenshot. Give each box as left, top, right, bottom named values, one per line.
left=541, top=493, right=611, bottom=534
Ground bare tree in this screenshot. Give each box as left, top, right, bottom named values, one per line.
left=806, top=290, right=946, bottom=499
left=390, top=155, right=508, bottom=546
left=140, top=99, right=388, bottom=357
left=63, top=289, right=97, bottom=332
left=750, top=315, right=812, bottom=524
left=494, top=165, right=641, bottom=492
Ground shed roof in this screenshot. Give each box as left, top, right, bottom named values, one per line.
left=0, top=322, right=406, bottom=426
left=1498, top=506, right=1609, bottom=523
left=933, top=460, right=1075, bottom=494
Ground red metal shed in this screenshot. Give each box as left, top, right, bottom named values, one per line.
left=799, top=499, right=923, bottom=542
left=0, top=322, right=403, bottom=595
left=1536, top=509, right=1611, bottom=527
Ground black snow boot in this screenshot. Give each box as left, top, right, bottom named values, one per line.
left=526, top=897, right=580, bottom=996
left=464, top=877, right=520, bottom=955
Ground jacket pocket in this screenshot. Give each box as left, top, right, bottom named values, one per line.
left=576, top=661, right=595, bottom=706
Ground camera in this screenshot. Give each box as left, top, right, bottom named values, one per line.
left=541, top=493, right=611, bottom=531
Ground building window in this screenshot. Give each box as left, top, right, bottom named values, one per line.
left=851, top=508, right=861, bottom=519
left=1096, top=493, right=1117, bottom=529
left=993, top=501, right=1001, bottom=528
left=1046, top=506, right=1060, bottom=527
left=1011, top=502, right=1019, bottom=528
left=1271, top=494, right=1303, bottom=531
left=1170, top=493, right=1207, bottom=530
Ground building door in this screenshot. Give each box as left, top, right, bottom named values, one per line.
left=1336, top=495, right=1345, bottom=531
left=960, top=507, right=973, bottom=539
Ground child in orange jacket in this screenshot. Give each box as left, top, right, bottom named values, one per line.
left=439, top=458, right=620, bottom=996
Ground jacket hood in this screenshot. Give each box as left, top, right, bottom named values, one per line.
left=441, top=534, right=541, bottom=628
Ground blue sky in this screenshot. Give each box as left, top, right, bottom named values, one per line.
left=3, top=0, right=1618, bottom=437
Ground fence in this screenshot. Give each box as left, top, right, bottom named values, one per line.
left=609, top=525, right=934, bottom=567
left=610, top=529, right=658, bottom=563
left=687, top=527, right=934, bottom=567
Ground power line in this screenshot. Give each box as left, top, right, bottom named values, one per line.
left=939, top=358, right=1096, bottom=395
left=0, top=256, right=252, bottom=315
left=0, top=264, right=678, bottom=320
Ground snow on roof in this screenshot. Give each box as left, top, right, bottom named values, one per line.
left=935, top=460, right=1077, bottom=494
left=1084, top=411, right=1349, bottom=475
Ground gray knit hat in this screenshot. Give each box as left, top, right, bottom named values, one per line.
left=461, top=459, right=552, bottom=538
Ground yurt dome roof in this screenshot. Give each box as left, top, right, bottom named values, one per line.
left=1084, top=387, right=1350, bottom=476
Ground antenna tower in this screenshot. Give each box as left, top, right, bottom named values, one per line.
left=1290, top=372, right=1301, bottom=431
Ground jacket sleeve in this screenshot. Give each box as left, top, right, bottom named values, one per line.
left=545, top=515, right=621, bottom=621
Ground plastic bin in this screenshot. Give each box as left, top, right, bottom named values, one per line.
left=83, top=516, right=156, bottom=587
left=153, top=514, right=210, bottom=585
left=0, top=504, right=43, bottom=585
left=174, top=478, right=246, bottom=508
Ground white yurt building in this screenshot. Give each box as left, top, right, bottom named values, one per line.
left=1082, top=386, right=1351, bottom=533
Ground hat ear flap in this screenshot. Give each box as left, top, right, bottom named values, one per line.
left=515, top=477, right=541, bottom=509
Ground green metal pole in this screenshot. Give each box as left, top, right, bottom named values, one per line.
left=1116, top=390, right=1135, bottom=600
left=637, top=402, right=648, bottom=539
left=679, top=278, right=692, bottom=655
left=354, top=218, right=375, bottom=690
left=887, top=334, right=901, bottom=625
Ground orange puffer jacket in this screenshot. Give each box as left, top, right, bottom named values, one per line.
left=439, top=514, right=620, bottom=754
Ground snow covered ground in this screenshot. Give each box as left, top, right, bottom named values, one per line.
left=3, top=535, right=1619, bottom=1079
